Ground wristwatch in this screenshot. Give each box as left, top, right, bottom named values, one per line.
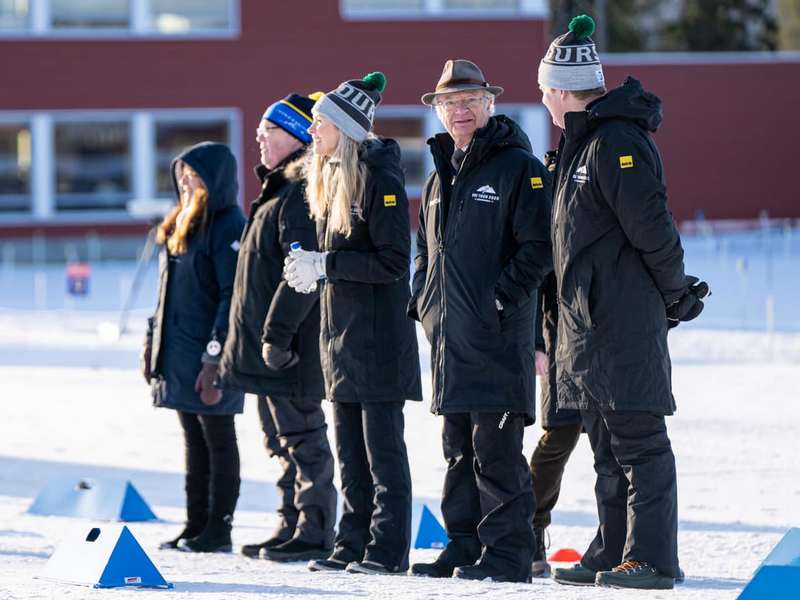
left=206, top=339, right=222, bottom=357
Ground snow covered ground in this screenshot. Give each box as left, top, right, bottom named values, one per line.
left=1, top=230, right=799, bottom=599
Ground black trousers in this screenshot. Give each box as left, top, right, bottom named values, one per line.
left=440, top=412, right=536, bottom=580
left=257, top=395, right=336, bottom=547
left=579, top=403, right=679, bottom=578
left=331, top=401, right=412, bottom=571
left=530, top=423, right=582, bottom=529
left=177, top=411, right=240, bottom=529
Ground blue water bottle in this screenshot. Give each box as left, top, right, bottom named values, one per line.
left=289, top=241, right=317, bottom=293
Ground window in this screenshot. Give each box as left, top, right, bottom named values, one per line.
left=341, top=0, right=546, bottom=18
left=0, top=0, right=235, bottom=35
left=445, top=0, right=517, bottom=8
left=0, top=123, right=31, bottom=212
left=150, top=0, right=231, bottom=33
left=154, top=119, right=230, bottom=195
left=51, top=0, right=129, bottom=30
left=0, top=0, right=27, bottom=30
left=373, top=115, right=428, bottom=192
left=54, top=121, right=131, bottom=211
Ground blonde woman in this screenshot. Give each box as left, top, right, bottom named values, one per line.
left=142, top=142, right=245, bottom=553
left=285, top=73, right=422, bottom=575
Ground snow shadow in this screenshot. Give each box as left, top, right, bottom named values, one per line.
left=0, top=455, right=275, bottom=513
left=552, top=509, right=790, bottom=535
left=172, top=581, right=364, bottom=595
left=0, top=548, right=51, bottom=560
left=680, top=576, right=747, bottom=591
left=0, top=346, right=138, bottom=370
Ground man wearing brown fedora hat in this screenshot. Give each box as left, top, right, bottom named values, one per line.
left=408, top=59, right=553, bottom=583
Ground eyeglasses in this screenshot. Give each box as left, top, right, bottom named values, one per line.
left=256, top=125, right=281, bottom=136
left=434, top=95, right=489, bottom=112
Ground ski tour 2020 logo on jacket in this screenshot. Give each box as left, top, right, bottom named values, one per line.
left=316, top=137, right=422, bottom=404
left=410, top=115, right=553, bottom=420
left=550, top=77, right=688, bottom=415
left=149, top=142, right=246, bottom=415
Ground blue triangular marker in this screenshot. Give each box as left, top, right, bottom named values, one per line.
left=414, top=505, right=449, bottom=549
left=97, top=526, right=171, bottom=588
left=38, top=524, right=172, bottom=589
left=738, top=528, right=800, bottom=599
left=27, top=477, right=157, bottom=522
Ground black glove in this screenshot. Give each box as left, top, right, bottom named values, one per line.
left=261, top=343, right=300, bottom=370
left=543, top=149, right=558, bottom=173
left=667, top=275, right=710, bottom=328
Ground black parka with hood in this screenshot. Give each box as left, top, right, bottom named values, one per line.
left=551, top=77, right=688, bottom=415
left=149, top=142, right=246, bottom=415
left=317, top=138, right=422, bottom=404
left=409, top=115, right=553, bottom=420
left=217, top=152, right=324, bottom=400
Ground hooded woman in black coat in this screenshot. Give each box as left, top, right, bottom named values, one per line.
left=141, top=141, right=245, bottom=553
left=284, top=73, right=422, bottom=575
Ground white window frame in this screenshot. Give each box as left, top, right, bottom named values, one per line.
left=0, top=112, right=35, bottom=216
left=0, top=0, right=240, bottom=39
left=0, top=107, right=241, bottom=225
left=340, top=0, right=547, bottom=21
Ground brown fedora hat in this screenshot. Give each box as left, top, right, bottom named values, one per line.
left=421, top=59, right=504, bottom=105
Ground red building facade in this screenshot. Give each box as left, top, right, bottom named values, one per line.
left=1, top=1, right=798, bottom=245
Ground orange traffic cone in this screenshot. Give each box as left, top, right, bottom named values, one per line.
left=549, top=548, right=583, bottom=562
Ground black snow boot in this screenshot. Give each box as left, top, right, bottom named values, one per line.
left=240, top=535, right=288, bottom=558
left=179, top=514, right=233, bottom=553
left=158, top=523, right=204, bottom=550
left=263, top=538, right=332, bottom=563
left=410, top=538, right=481, bottom=578
left=308, top=557, right=349, bottom=572
left=345, top=560, right=406, bottom=576
left=595, top=560, right=674, bottom=590
left=453, top=563, right=532, bottom=583
left=553, top=563, right=597, bottom=586
left=531, top=527, right=551, bottom=578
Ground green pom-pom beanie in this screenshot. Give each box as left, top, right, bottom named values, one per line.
left=362, top=71, right=387, bottom=93
left=312, top=72, right=385, bottom=142
left=538, top=14, right=606, bottom=91
left=568, top=14, right=595, bottom=40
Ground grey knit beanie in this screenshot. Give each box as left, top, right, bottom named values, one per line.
left=538, top=15, right=606, bottom=91
left=313, top=72, right=386, bottom=143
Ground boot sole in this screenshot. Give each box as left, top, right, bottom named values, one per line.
left=346, top=563, right=406, bottom=576
left=307, top=561, right=348, bottom=572
left=553, top=577, right=597, bottom=586
left=178, top=544, right=232, bottom=553
left=597, top=579, right=674, bottom=590
left=264, top=550, right=332, bottom=563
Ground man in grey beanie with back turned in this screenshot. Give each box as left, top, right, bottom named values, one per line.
left=537, top=14, right=708, bottom=590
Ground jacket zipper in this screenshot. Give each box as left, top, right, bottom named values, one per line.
left=434, top=145, right=472, bottom=413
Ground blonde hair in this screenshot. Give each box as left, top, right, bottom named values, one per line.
left=305, top=133, right=371, bottom=238
left=157, top=164, right=209, bottom=255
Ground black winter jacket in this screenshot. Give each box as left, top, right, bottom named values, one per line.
left=552, top=77, right=687, bottom=415
left=534, top=273, right=581, bottom=429
left=409, top=115, right=552, bottom=420
left=217, top=153, right=324, bottom=400
left=149, top=142, right=246, bottom=415
left=318, top=138, right=422, bottom=404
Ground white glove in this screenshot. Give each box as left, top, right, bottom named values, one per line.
left=284, top=249, right=327, bottom=292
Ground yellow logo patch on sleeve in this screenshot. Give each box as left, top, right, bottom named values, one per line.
left=383, top=194, right=397, bottom=207
left=530, top=177, right=544, bottom=190
left=619, top=155, right=634, bottom=169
